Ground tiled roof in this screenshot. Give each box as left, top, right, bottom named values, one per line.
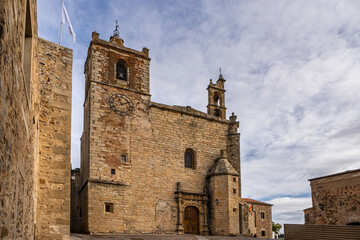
left=309, top=168, right=360, bottom=181
left=242, top=198, right=273, bottom=206
left=208, top=157, right=238, bottom=177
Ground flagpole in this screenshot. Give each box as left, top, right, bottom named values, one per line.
left=59, top=0, right=64, bottom=45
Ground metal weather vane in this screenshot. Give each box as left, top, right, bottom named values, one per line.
left=113, top=20, right=120, bottom=37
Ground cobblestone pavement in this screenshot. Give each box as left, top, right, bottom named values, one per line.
left=71, top=233, right=275, bottom=240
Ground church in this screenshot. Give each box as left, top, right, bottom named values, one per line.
left=70, top=30, right=272, bottom=238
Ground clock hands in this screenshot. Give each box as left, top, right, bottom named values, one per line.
left=108, top=93, right=134, bottom=116
left=117, top=98, right=130, bottom=106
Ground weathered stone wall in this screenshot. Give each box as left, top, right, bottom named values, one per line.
left=239, top=203, right=250, bottom=235
left=303, top=207, right=315, bottom=224
left=88, top=181, right=127, bottom=233
left=247, top=202, right=272, bottom=238
left=208, top=174, right=240, bottom=236
left=1, top=1, right=73, bottom=239
left=227, top=114, right=241, bottom=196
left=209, top=175, right=230, bottom=235
left=149, top=104, right=229, bottom=193
left=71, top=169, right=81, bottom=232
left=309, top=169, right=360, bottom=225
left=255, top=204, right=272, bottom=238
left=78, top=181, right=89, bottom=233
left=78, top=91, right=90, bottom=233
left=0, top=0, right=39, bottom=239
left=228, top=175, right=240, bottom=235
left=36, top=37, right=72, bottom=240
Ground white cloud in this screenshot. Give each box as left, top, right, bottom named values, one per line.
left=269, top=197, right=312, bottom=225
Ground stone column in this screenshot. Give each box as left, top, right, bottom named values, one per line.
left=202, top=200, right=210, bottom=235
left=175, top=182, right=184, bottom=234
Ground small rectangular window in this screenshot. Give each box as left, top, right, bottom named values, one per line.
left=261, top=211, right=265, bottom=219
left=233, top=188, right=236, bottom=194
left=121, top=154, right=127, bottom=163
left=105, top=203, right=114, bottom=213
left=233, top=177, right=236, bottom=182
left=261, top=230, right=266, bottom=236
left=233, top=208, right=237, bottom=213
left=111, top=169, right=115, bottom=175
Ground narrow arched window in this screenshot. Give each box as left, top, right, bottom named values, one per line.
left=214, top=109, right=221, bottom=117
left=214, top=92, right=220, bottom=106
left=23, top=0, right=33, bottom=100
left=184, top=149, right=195, bottom=169
left=116, top=59, right=127, bottom=80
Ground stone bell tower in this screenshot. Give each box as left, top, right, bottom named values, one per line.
left=207, top=70, right=226, bottom=119
left=79, top=24, right=152, bottom=233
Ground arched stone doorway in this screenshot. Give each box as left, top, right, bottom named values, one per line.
left=184, top=206, right=199, bottom=234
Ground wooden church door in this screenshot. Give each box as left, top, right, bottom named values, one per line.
left=184, top=206, right=199, bottom=234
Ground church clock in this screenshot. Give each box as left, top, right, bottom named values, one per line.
left=108, top=93, right=134, bottom=116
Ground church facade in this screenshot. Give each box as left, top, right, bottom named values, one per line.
left=71, top=31, right=272, bottom=238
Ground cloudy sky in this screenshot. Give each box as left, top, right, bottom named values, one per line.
left=37, top=0, right=360, bottom=227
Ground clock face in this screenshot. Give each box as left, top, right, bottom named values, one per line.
left=108, top=93, right=134, bottom=116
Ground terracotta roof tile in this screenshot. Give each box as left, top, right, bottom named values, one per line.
left=242, top=198, right=273, bottom=206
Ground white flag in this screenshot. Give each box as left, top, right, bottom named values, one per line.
left=61, top=3, right=76, bottom=43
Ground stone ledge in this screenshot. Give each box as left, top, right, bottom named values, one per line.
left=38, top=37, right=73, bottom=53
left=89, top=178, right=129, bottom=186
left=150, top=102, right=231, bottom=124
left=91, top=39, right=150, bottom=61
left=79, top=179, right=129, bottom=193
left=90, top=80, right=151, bottom=96
left=175, top=191, right=208, bottom=197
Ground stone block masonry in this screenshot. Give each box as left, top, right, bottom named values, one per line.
left=36, top=38, right=73, bottom=240
left=243, top=199, right=272, bottom=238
left=0, top=0, right=39, bottom=239
left=1, top=1, right=73, bottom=239
left=305, top=169, right=360, bottom=226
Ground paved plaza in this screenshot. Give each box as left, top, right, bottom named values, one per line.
left=71, top=233, right=275, bottom=240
